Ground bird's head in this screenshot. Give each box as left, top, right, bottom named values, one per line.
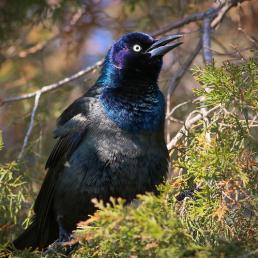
left=105, top=32, right=182, bottom=82
left=98, top=32, right=182, bottom=131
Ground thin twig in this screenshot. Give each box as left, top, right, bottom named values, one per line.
left=167, top=105, right=221, bottom=150
left=151, top=0, right=251, bottom=37
left=10, top=40, right=52, bottom=59
left=167, top=39, right=202, bottom=97
left=151, top=7, right=220, bottom=37
left=4, top=61, right=102, bottom=158
left=211, top=0, right=250, bottom=29
left=165, top=0, right=250, bottom=99
left=1, top=60, right=103, bottom=106
left=202, top=17, right=213, bottom=65
left=166, top=101, right=191, bottom=119
left=18, top=92, right=41, bottom=160
left=168, top=117, right=184, bottom=124
left=201, top=16, right=213, bottom=142
left=212, top=47, right=252, bottom=57
left=166, top=97, right=201, bottom=119
left=238, top=28, right=258, bottom=48
left=237, top=4, right=258, bottom=48
left=153, top=0, right=250, bottom=37
left=211, top=3, right=232, bottom=28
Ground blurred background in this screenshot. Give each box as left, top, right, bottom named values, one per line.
left=0, top=0, right=257, bottom=240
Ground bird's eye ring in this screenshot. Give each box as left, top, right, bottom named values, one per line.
left=133, top=44, right=142, bottom=52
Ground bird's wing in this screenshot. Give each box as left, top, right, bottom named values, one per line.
left=57, top=84, right=101, bottom=126
left=32, top=90, right=99, bottom=242
left=45, top=113, right=88, bottom=170
left=44, top=84, right=102, bottom=169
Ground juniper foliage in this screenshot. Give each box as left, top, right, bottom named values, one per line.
left=74, top=60, right=258, bottom=258
left=0, top=132, right=26, bottom=243
left=5, top=60, right=258, bottom=257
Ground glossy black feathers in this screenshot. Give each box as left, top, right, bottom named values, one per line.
left=12, top=32, right=176, bottom=251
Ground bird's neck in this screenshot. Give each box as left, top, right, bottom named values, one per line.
left=97, top=62, right=165, bottom=133
left=97, top=60, right=159, bottom=89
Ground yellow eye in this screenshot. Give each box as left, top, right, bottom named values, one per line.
left=133, top=44, right=142, bottom=52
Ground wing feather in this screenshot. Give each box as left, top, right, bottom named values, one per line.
left=33, top=108, right=90, bottom=242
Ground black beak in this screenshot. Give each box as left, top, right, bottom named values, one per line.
left=146, top=34, right=183, bottom=58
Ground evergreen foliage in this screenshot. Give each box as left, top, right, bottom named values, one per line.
left=0, top=0, right=81, bottom=45
left=3, top=61, right=258, bottom=258
left=0, top=132, right=26, bottom=244
left=73, top=60, right=258, bottom=257
left=1, top=1, right=257, bottom=257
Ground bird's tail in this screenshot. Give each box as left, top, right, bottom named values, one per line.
left=12, top=220, right=39, bottom=251
left=13, top=216, right=58, bottom=251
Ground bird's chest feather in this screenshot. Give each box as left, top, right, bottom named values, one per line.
left=70, top=131, right=166, bottom=198
left=58, top=110, right=168, bottom=200
left=55, top=92, right=167, bottom=203
left=54, top=124, right=168, bottom=223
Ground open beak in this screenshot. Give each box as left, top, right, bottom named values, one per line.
left=146, top=34, right=183, bottom=58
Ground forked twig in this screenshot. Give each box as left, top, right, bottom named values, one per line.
left=18, top=92, right=41, bottom=160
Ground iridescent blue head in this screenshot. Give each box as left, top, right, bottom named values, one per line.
left=98, top=32, right=183, bottom=132
left=98, top=32, right=182, bottom=86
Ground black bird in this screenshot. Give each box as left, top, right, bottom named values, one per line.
left=13, top=32, right=182, bottom=250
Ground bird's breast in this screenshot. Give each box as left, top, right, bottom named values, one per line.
left=54, top=99, right=168, bottom=211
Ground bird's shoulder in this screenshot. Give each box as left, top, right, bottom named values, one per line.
left=33, top=84, right=102, bottom=219
left=57, top=84, right=102, bottom=126
left=45, top=84, right=102, bottom=170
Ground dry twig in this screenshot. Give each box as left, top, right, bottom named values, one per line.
left=152, top=8, right=219, bottom=37
left=167, top=105, right=221, bottom=150
left=3, top=60, right=103, bottom=158
left=1, top=60, right=103, bottom=106
left=18, top=92, right=41, bottom=160
left=167, top=39, right=202, bottom=97
left=202, top=17, right=213, bottom=65
left=166, top=97, right=201, bottom=119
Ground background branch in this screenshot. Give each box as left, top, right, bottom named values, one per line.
left=2, top=0, right=249, bottom=106
left=167, top=39, right=202, bottom=97
left=167, top=105, right=221, bottom=150
left=202, top=17, right=213, bottom=65
left=1, top=60, right=103, bottom=106
left=18, top=92, right=41, bottom=160
left=152, top=7, right=220, bottom=37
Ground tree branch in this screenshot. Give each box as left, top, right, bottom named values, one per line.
left=18, top=92, right=41, bottom=160
left=166, top=97, right=201, bottom=119
left=151, top=7, right=220, bottom=37
left=167, top=105, right=221, bottom=150
left=2, top=5, right=89, bottom=61
left=1, top=60, right=103, bottom=106
left=2, top=0, right=250, bottom=106
left=201, top=16, right=213, bottom=142
left=166, top=0, right=249, bottom=146
left=167, top=39, right=202, bottom=97
left=165, top=40, right=202, bottom=143
left=202, top=17, right=213, bottom=65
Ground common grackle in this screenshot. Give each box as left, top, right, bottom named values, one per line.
left=13, top=32, right=182, bottom=250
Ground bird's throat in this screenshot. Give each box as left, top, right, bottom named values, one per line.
left=97, top=56, right=165, bottom=132
left=100, top=86, right=165, bottom=133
